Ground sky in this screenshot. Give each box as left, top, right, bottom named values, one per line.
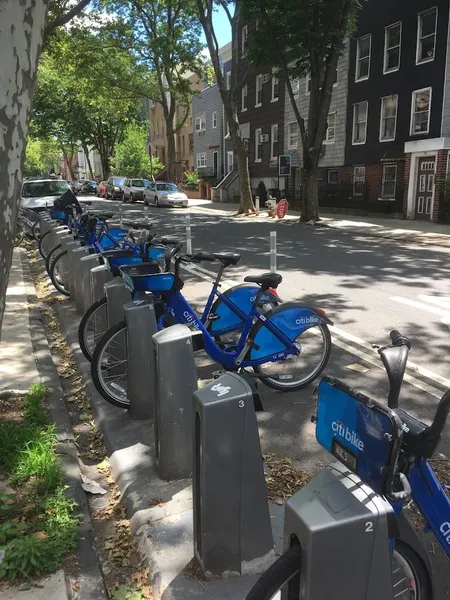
left=199, top=6, right=232, bottom=48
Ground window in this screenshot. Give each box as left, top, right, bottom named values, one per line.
left=212, top=111, right=217, bottom=128
left=242, top=25, right=248, bottom=56
left=411, top=88, right=431, bottom=135
left=242, top=84, right=248, bottom=111
left=325, top=112, right=336, bottom=143
left=195, top=115, right=205, bottom=132
left=196, top=153, right=206, bottom=168
left=271, top=124, right=279, bottom=160
left=305, top=72, right=311, bottom=94
left=417, top=7, right=438, bottom=64
left=352, top=101, right=368, bottom=144
left=317, top=169, right=325, bottom=182
left=227, top=151, right=234, bottom=173
left=291, top=78, right=300, bottom=97
left=328, top=170, right=338, bottom=184
left=384, top=22, right=402, bottom=73
left=287, top=122, right=298, bottom=149
left=255, top=128, right=262, bottom=162
left=380, top=95, right=398, bottom=141
left=226, top=72, right=231, bottom=90
left=356, top=34, right=371, bottom=81
left=271, top=74, right=279, bottom=101
left=381, top=164, right=397, bottom=200
left=255, top=74, right=263, bottom=106
left=353, top=166, right=365, bottom=195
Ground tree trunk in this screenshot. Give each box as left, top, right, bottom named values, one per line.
left=235, top=137, right=254, bottom=214
left=166, top=128, right=176, bottom=183
left=82, top=144, right=95, bottom=179
left=0, top=0, right=47, bottom=335
left=301, top=166, right=320, bottom=222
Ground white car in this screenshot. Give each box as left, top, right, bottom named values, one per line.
left=143, top=182, right=188, bottom=208
left=20, top=178, right=71, bottom=210
left=123, top=178, right=146, bottom=203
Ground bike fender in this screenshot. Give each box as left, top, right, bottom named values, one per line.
left=209, top=283, right=279, bottom=334
left=250, top=303, right=332, bottom=360
left=396, top=512, right=434, bottom=594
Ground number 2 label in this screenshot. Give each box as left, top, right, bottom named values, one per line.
left=365, top=522, right=373, bottom=533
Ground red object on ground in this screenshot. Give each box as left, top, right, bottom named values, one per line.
left=275, top=199, right=289, bottom=219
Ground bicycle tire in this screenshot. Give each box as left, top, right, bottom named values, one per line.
left=91, top=320, right=130, bottom=408
left=78, top=297, right=108, bottom=361
left=49, top=250, right=70, bottom=296
left=244, top=540, right=431, bottom=600
left=38, top=230, right=53, bottom=259
left=45, top=243, right=62, bottom=275
left=32, top=219, right=41, bottom=241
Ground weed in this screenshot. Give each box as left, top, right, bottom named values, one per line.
left=13, top=428, right=62, bottom=494
left=23, top=384, right=49, bottom=426
left=110, top=586, right=148, bottom=600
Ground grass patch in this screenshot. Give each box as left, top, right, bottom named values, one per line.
left=0, top=384, right=79, bottom=582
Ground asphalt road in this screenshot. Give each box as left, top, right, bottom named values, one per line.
left=79, top=195, right=450, bottom=593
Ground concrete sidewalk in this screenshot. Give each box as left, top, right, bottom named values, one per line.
left=188, top=200, right=450, bottom=247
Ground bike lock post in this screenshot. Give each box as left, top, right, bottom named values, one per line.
left=90, top=264, right=114, bottom=304
left=192, top=372, right=274, bottom=576
left=186, top=213, right=192, bottom=254
left=72, top=246, right=92, bottom=313
left=270, top=230, right=277, bottom=273
left=124, top=296, right=158, bottom=421
left=152, top=324, right=198, bottom=480
left=80, top=254, right=101, bottom=314
left=61, top=238, right=80, bottom=301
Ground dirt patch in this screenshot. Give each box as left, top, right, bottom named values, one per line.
left=263, top=453, right=314, bottom=504
left=0, top=395, right=24, bottom=424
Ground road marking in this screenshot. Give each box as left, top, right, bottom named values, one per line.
left=392, top=295, right=450, bottom=327
left=419, top=294, right=450, bottom=311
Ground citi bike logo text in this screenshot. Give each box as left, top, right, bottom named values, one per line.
left=295, top=316, right=320, bottom=325
left=183, top=311, right=199, bottom=330
left=440, top=522, right=450, bottom=545
left=332, top=420, right=364, bottom=451
left=211, top=383, right=231, bottom=397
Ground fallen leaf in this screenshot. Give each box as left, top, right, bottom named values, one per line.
left=81, top=474, right=107, bottom=495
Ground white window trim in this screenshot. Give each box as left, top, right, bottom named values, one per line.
left=226, top=72, right=231, bottom=90
left=241, top=84, right=248, bottom=112
left=352, top=101, right=368, bottom=145
left=355, top=34, right=372, bottom=82
left=271, top=74, right=279, bottom=102
left=291, top=78, right=300, bottom=97
left=212, top=111, right=217, bottom=128
left=379, top=95, right=398, bottom=142
left=383, top=22, right=402, bottom=74
left=410, top=87, right=432, bottom=136
left=270, top=124, right=279, bottom=160
left=195, top=116, right=205, bottom=132
left=196, top=152, right=207, bottom=168
left=380, top=164, right=398, bottom=201
left=287, top=122, right=298, bottom=150
left=305, top=73, right=311, bottom=95
left=242, top=25, right=248, bottom=57
left=255, top=128, right=262, bottom=162
left=416, top=7, right=438, bottom=66
left=324, top=112, right=336, bottom=144
left=255, top=74, right=263, bottom=107
left=227, top=151, right=234, bottom=173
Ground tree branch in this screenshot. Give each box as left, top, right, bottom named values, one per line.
left=44, top=0, right=91, bottom=38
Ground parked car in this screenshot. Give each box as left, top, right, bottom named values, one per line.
left=143, top=182, right=188, bottom=208
left=123, top=178, right=146, bottom=203
left=81, top=180, right=97, bottom=194
left=20, top=178, right=71, bottom=210
left=72, top=180, right=85, bottom=193
left=97, top=181, right=107, bottom=198
left=105, top=176, right=126, bottom=200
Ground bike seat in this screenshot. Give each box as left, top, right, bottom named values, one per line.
left=123, top=220, right=150, bottom=229
left=158, top=237, right=180, bottom=246
left=213, top=252, right=241, bottom=266
left=94, top=212, right=114, bottom=220
left=244, top=273, right=282, bottom=289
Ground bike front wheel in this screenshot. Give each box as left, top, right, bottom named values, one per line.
left=91, top=320, right=130, bottom=408
left=49, top=250, right=70, bottom=296
left=78, top=297, right=108, bottom=362
left=244, top=541, right=431, bottom=600
left=252, top=324, right=331, bottom=391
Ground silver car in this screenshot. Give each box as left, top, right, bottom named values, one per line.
left=20, top=178, right=71, bottom=210
left=123, top=178, right=146, bottom=203
left=143, top=182, right=188, bottom=208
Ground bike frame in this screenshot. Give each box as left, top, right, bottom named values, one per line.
left=159, top=288, right=299, bottom=370
left=393, top=458, right=450, bottom=558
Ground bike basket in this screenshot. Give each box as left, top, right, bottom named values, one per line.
left=99, top=228, right=128, bottom=250
left=101, top=250, right=143, bottom=276
left=315, top=377, right=403, bottom=495
left=147, top=245, right=170, bottom=262
left=50, top=208, right=67, bottom=221
left=119, top=264, right=173, bottom=293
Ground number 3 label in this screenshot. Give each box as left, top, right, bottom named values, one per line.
left=365, top=522, right=373, bottom=533
left=238, top=400, right=244, bottom=408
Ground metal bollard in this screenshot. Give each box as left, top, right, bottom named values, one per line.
left=104, top=280, right=130, bottom=330
left=90, top=264, right=115, bottom=304
left=66, top=241, right=82, bottom=301
left=72, top=247, right=92, bottom=312
left=80, top=254, right=101, bottom=314
left=124, top=297, right=158, bottom=420
left=153, top=324, right=198, bottom=480
left=192, top=373, right=273, bottom=575
left=48, top=225, right=69, bottom=254
left=39, top=216, right=53, bottom=237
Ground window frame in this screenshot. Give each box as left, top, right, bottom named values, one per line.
left=379, top=94, right=398, bottom=142
left=416, top=7, right=438, bottom=65
left=195, top=115, right=205, bottom=132
left=271, top=73, right=279, bottom=102
left=255, top=127, right=263, bottom=162
left=384, top=22, right=402, bottom=74
left=380, top=164, right=398, bottom=200
left=226, top=72, right=231, bottom=90
left=355, top=34, right=372, bottom=82
left=291, top=78, right=300, bottom=97
left=305, top=73, right=311, bottom=95
left=241, top=25, right=248, bottom=57
left=410, top=87, right=432, bottom=136
left=270, top=124, right=279, bottom=160
left=352, top=101, right=368, bottom=145
left=241, top=84, right=248, bottom=112
left=327, top=169, right=339, bottom=185
left=324, top=112, right=336, bottom=144
left=353, top=166, right=366, bottom=196
left=212, top=111, right=217, bottom=128
left=196, top=152, right=207, bottom=168
left=287, top=122, right=298, bottom=149
left=255, top=74, right=263, bottom=107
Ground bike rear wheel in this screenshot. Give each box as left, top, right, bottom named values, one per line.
left=45, top=243, right=62, bottom=275
left=49, top=250, right=70, bottom=296
left=244, top=541, right=431, bottom=600
left=252, top=324, right=331, bottom=391
left=32, top=219, right=41, bottom=241
left=91, top=321, right=129, bottom=408
left=38, top=231, right=54, bottom=260
left=78, top=297, right=108, bottom=362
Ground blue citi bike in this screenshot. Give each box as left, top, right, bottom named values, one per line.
left=90, top=252, right=333, bottom=408
left=245, top=330, right=450, bottom=600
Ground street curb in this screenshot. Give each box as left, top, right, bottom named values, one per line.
left=19, top=249, right=109, bottom=600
